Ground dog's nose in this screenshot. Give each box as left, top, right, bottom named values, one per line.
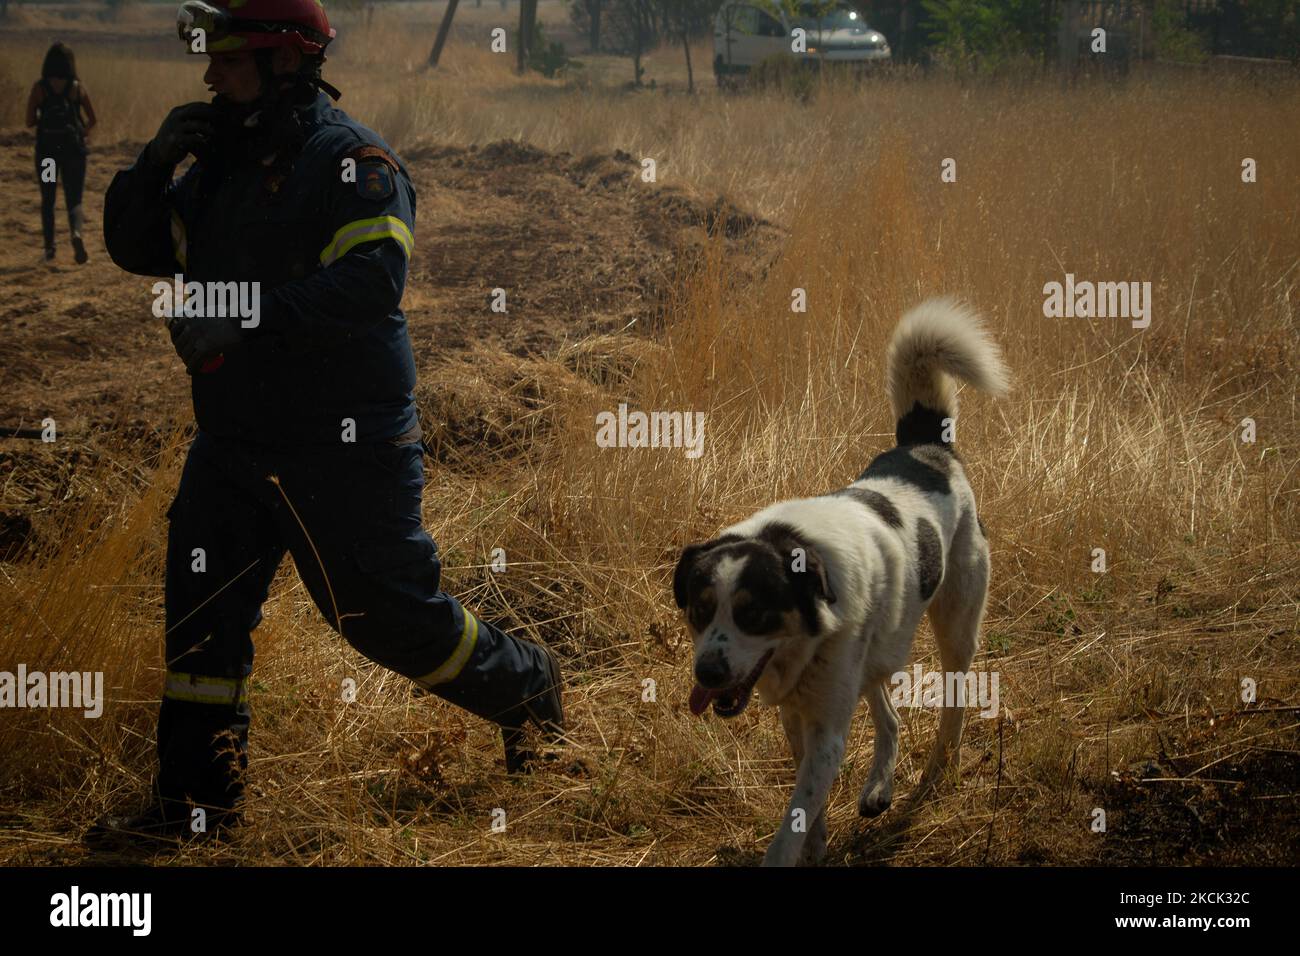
left=694, top=652, right=730, bottom=689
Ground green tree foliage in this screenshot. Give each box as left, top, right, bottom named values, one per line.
left=1236, top=0, right=1300, bottom=62
left=920, top=0, right=1053, bottom=67
left=513, top=19, right=583, bottom=77
left=1152, top=0, right=1209, bottom=64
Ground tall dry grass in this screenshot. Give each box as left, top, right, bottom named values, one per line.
left=0, top=18, right=1297, bottom=864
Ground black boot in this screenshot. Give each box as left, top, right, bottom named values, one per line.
left=85, top=798, right=241, bottom=848
left=416, top=609, right=568, bottom=774
left=501, top=644, right=566, bottom=774
left=69, top=204, right=87, bottom=264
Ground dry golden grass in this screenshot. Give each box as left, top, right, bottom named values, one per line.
left=0, top=16, right=1297, bottom=865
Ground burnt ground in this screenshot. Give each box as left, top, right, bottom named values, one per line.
left=0, top=130, right=783, bottom=556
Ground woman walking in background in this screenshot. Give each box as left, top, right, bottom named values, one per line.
left=26, top=42, right=97, bottom=263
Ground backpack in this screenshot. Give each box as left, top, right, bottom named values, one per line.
left=37, top=78, right=86, bottom=152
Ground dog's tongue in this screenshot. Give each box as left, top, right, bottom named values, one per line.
left=689, top=685, right=718, bottom=717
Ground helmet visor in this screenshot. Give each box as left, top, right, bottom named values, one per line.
left=176, top=1, right=334, bottom=53
left=177, top=1, right=235, bottom=47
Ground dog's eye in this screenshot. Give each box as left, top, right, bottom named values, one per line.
left=734, top=603, right=777, bottom=634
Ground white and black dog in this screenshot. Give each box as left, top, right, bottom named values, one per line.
left=673, top=298, right=1010, bottom=867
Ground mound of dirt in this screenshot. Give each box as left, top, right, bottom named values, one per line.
left=401, top=139, right=779, bottom=358
left=0, top=133, right=784, bottom=555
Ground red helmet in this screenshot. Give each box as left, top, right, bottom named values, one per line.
left=177, top=0, right=336, bottom=55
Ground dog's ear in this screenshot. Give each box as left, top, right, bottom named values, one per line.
left=672, top=536, right=739, bottom=609
left=759, top=523, right=836, bottom=607
left=783, top=542, right=836, bottom=606
left=803, top=545, right=837, bottom=606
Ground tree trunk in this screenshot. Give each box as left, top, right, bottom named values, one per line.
left=427, top=0, right=461, bottom=68
left=588, top=0, right=602, bottom=53
left=682, top=29, right=694, bottom=93
left=517, top=0, right=537, bottom=74
left=900, top=0, right=915, bottom=61
left=517, top=0, right=527, bottom=73
left=632, top=5, right=644, bottom=85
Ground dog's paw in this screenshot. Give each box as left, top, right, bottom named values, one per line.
left=798, top=837, right=828, bottom=866
left=797, top=815, right=828, bottom=865
left=857, top=781, right=893, bottom=818
left=761, top=837, right=802, bottom=868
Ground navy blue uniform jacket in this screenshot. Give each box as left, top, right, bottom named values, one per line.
left=104, top=92, right=419, bottom=446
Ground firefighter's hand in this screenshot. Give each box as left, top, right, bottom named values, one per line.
left=169, top=315, right=245, bottom=374
left=147, top=103, right=216, bottom=167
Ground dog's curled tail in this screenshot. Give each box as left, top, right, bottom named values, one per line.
left=884, top=297, right=1010, bottom=445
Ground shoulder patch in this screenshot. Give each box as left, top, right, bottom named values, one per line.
left=346, top=144, right=399, bottom=201
left=358, top=161, right=394, bottom=200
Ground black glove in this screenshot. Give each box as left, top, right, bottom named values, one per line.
left=169, top=314, right=246, bottom=375
left=146, top=103, right=217, bottom=168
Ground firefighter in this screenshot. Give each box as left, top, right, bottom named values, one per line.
left=90, top=0, right=564, bottom=843
left=26, top=42, right=97, bottom=263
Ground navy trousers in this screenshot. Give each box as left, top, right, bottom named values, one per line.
left=35, top=140, right=86, bottom=251
left=157, top=429, right=552, bottom=818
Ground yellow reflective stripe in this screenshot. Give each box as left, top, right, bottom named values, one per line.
left=319, top=215, right=413, bottom=267
left=170, top=209, right=187, bottom=271
left=415, top=610, right=479, bottom=687
left=164, top=671, right=248, bottom=706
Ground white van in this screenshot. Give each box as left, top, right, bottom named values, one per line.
left=713, top=1, right=891, bottom=85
